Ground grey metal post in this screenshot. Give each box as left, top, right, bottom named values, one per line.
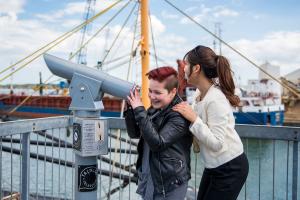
left=68, top=74, right=108, bottom=200
left=75, top=154, right=98, bottom=199
left=292, top=141, right=298, bottom=200
left=74, top=111, right=99, bottom=200
left=21, top=132, right=30, bottom=200
left=43, top=53, right=135, bottom=200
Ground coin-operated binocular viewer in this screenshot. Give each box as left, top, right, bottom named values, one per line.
left=43, top=54, right=136, bottom=200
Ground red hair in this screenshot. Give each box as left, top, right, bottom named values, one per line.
left=146, top=66, right=178, bottom=81
left=146, top=66, right=178, bottom=92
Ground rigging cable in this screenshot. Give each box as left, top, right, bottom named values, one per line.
left=106, top=16, right=139, bottom=64
left=106, top=2, right=139, bottom=198
left=101, top=2, right=138, bottom=70
left=149, top=53, right=172, bottom=66
left=149, top=10, right=159, bottom=68
left=164, top=0, right=300, bottom=98
left=123, top=5, right=140, bottom=193
left=0, top=0, right=123, bottom=81
left=102, top=53, right=131, bottom=65
left=69, top=0, right=133, bottom=60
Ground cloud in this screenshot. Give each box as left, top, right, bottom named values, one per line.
left=150, top=15, right=166, bottom=35
left=0, top=9, right=151, bottom=84
left=35, top=2, right=85, bottom=22
left=3, top=1, right=298, bottom=88
left=0, top=1, right=83, bottom=84
left=252, top=14, right=266, bottom=20
left=180, top=4, right=239, bottom=24
left=0, top=0, right=25, bottom=15
left=0, top=9, right=187, bottom=84
left=185, top=6, right=198, bottom=13
left=213, top=7, right=239, bottom=18
left=146, top=15, right=190, bottom=68
left=0, top=17, right=68, bottom=83
left=35, top=0, right=125, bottom=23
left=223, top=31, right=300, bottom=84
left=0, top=0, right=25, bottom=21
left=161, top=10, right=179, bottom=20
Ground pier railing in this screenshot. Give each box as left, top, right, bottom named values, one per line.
left=0, top=116, right=299, bottom=200
left=236, top=125, right=299, bottom=200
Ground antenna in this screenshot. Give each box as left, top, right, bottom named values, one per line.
left=214, top=22, right=222, bottom=55
left=96, top=28, right=110, bottom=70
left=10, top=63, right=14, bottom=94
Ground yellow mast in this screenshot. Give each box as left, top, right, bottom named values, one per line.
left=140, top=0, right=150, bottom=108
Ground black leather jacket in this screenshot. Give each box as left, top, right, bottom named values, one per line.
left=124, top=94, right=193, bottom=196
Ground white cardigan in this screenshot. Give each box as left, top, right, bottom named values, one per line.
left=189, top=85, right=244, bottom=168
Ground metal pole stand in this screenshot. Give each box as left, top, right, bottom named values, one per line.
left=70, top=73, right=108, bottom=200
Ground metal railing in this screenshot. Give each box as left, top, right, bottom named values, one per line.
left=0, top=116, right=299, bottom=200
left=236, top=125, right=300, bottom=200
left=0, top=116, right=73, bottom=200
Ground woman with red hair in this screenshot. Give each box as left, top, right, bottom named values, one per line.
left=124, top=66, right=193, bottom=200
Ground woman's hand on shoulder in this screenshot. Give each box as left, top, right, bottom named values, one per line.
left=172, top=102, right=197, bottom=123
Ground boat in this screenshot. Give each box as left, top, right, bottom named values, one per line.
left=233, top=77, right=285, bottom=125
left=0, top=94, right=123, bottom=120
left=234, top=96, right=284, bottom=125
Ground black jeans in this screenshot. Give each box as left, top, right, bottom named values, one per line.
left=197, top=153, right=249, bottom=200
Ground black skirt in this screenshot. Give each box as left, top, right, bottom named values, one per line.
left=197, top=153, right=249, bottom=200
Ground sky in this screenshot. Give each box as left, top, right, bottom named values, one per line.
left=0, top=0, right=299, bottom=86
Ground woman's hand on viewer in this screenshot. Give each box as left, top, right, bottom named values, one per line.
left=127, top=89, right=144, bottom=109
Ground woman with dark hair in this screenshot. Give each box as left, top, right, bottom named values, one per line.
left=124, top=66, right=193, bottom=200
left=173, top=45, right=248, bottom=200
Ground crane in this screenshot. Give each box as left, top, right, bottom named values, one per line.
left=76, top=0, right=96, bottom=65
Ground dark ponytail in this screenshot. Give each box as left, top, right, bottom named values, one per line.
left=184, top=45, right=240, bottom=107
left=216, top=55, right=240, bottom=107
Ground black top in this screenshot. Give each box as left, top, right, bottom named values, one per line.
left=124, top=94, right=193, bottom=195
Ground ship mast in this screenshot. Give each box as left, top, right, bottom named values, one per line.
left=140, top=0, right=150, bottom=108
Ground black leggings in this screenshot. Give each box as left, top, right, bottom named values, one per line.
left=197, top=153, right=249, bottom=200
